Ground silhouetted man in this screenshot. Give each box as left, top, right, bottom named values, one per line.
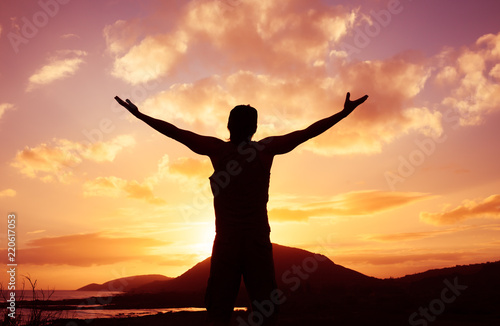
left=115, top=92, right=368, bottom=326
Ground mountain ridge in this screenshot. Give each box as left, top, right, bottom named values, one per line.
left=73, top=244, right=500, bottom=324
left=76, top=243, right=499, bottom=294
left=76, top=274, right=171, bottom=292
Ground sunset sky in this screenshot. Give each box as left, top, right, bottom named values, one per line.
left=1, top=0, right=500, bottom=290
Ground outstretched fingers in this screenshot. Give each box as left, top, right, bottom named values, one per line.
left=114, top=96, right=127, bottom=106
left=345, top=92, right=369, bottom=106
left=115, top=96, right=139, bottom=115
left=355, top=95, right=369, bottom=105
left=343, top=92, right=369, bottom=114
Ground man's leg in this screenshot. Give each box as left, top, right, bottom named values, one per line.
left=242, top=232, right=279, bottom=326
left=205, top=233, right=243, bottom=325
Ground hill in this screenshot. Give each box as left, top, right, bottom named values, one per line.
left=107, top=243, right=384, bottom=309
left=128, top=243, right=378, bottom=295
left=77, top=274, right=172, bottom=292
left=78, top=245, right=500, bottom=325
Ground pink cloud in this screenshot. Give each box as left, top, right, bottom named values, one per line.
left=26, top=50, right=88, bottom=92
left=106, top=0, right=356, bottom=83
left=0, top=103, right=15, bottom=121
left=436, top=32, right=500, bottom=126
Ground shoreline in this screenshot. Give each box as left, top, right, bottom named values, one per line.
left=49, top=311, right=216, bottom=326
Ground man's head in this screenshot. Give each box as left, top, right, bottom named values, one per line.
left=228, top=104, right=257, bottom=143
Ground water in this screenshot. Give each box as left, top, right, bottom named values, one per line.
left=1, top=290, right=247, bottom=320
left=58, top=307, right=222, bottom=320
left=7, top=307, right=211, bottom=320
left=0, top=290, right=122, bottom=302
left=73, top=307, right=247, bottom=319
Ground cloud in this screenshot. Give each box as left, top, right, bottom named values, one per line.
left=60, top=33, right=80, bottom=40
left=269, top=208, right=314, bottom=222
left=364, top=226, right=474, bottom=242
left=11, top=135, right=135, bottom=183
left=83, top=176, right=166, bottom=205
left=168, top=156, right=213, bottom=180
left=108, top=1, right=464, bottom=155
left=334, top=250, right=471, bottom=266
left=82, top=154, right=214, bottom=205
left=183, top=0, right=355, bottom=71
left=83, top=154, right=169, bottom=205
left=107, top=3, right=500, bottom=156
left=26, top=229, right=46, bottom=235
left=437, top=32, right=500, bottom=126
left=329, top=190, right=433, bottom=215
left=308, top=53, right=435, bottom=155
left=420, top=194, right=500, bottom=225
left=105, top=0, right=356, bottom=84
left=0, top=103, right=15, bottom=120
left=365, top=231, right=443, bottom=242
left=140, top=55, right=436, bottom=155
left=490, top=63, right=500, bottom=79
left=103, top=20, right=133, bottom=55
left=26, top=50, right=88, bottom=92
left=0, top=189, right=16, bottom=198
left=111, top=32, right=188, bottom=84
left=0, top=233, right=167, bottom=267
left=269, top=190, right=432, bottom=222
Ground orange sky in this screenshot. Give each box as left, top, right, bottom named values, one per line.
left=1, top=0, right=500, bottom=290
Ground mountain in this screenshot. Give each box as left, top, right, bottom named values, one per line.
left=128, top=243, right=378, bottom=295
left=77, top=245, right=500, bottom=325
left=397, top=260, right=499, bottom=284
left=77, top=274, right=172, bottom=292
left=107, top=243, right=384, bottom=310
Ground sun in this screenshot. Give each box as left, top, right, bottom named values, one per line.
left=190, top=222, right=216, bottom=258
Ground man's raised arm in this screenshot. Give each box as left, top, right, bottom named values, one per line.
left=115, top=96, right=223, bottom=156
left=260, top=92, right=368, bottom=155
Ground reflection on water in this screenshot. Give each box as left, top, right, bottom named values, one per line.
left=71, top=307, right=197, bottom=319
left=67, top=307, right=247, bottom=319
left=0, top=290, right=122, bottom=302
left=10, top=307, right=247, bottom=320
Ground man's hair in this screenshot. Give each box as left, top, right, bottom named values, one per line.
left=227, top=105, right=257, bottom=143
